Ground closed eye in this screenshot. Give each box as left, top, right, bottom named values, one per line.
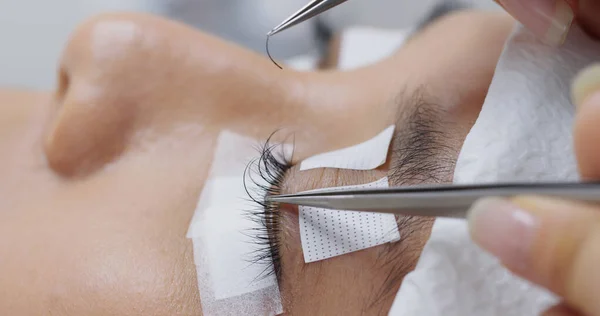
left=243, top=135, right=292, bottom=281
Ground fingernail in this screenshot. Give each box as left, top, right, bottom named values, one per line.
left=498, top=0, right=574, bottom=46
left=467, top=198, right=539, bottom=272
left=572, top=64, right=600, bottom=108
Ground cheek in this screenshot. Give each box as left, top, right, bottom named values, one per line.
left=0, top=204, right=201, bottom=316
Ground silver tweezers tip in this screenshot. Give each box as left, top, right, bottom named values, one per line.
left=265, top=195, right=282, bottom=202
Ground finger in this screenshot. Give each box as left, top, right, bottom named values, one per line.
left=467, top=196, right=600, bottom=316
left=577, top=0, right=600, bottom=39
left=494, top=0, right=574, bottom=45
left=543, top=302, right=582, bottom=316
left=572, top=64, right=600, bottom=179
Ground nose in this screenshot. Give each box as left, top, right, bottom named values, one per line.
left=45, top=13, right=182, bottom=177
left=44, top=12, right=293, bottom=177
left=45, top=14, right=156, bottom=177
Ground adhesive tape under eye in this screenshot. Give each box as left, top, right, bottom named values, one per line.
left=299, top=177, right=400, bottom=263
left=297, top=125, right=399, bottom=263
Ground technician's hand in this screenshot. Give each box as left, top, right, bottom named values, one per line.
left=467, top=64, right=600, bottom=316
left=494, top=0, right=600, bottom=45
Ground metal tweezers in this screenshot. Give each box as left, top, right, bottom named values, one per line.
left=268, top=0, right=349, bottom=36
left=266, top=182, right=600, bottom=219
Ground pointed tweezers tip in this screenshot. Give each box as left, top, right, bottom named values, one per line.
left=264, top=195, right=287, bottom=203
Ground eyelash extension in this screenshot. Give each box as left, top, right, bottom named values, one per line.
left=266, top=35, right=284, bottom=70
left=243, top=134, right=292, bottom=281
left=314, top=17, right=333, bottom=64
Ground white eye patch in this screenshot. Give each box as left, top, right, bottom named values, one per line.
left=190, top=177, right=278, bottom=299
left=299, top=177, right=400, bottom=263
left=187, top=131, right=285, bottom=316
left=299, top=125, right=395, bottom=171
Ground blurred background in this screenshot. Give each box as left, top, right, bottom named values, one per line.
left=0, top=0, right=501, bottom=90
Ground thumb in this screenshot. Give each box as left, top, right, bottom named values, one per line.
left=572, top=64, right=600, bottom=180
left=467, top=197, right=600, bottom=316
left=493, top=0, right=575, bottom=46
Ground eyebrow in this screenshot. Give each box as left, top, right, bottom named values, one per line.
left=365, top=87, right=458, bottom=309
left=388, top=87, right=458, bottom=186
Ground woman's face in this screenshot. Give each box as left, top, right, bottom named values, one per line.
left=0, top=10, right=514, bottom=315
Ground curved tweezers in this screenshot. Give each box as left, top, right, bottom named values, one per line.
left=268, top=0, right=349, bottom=36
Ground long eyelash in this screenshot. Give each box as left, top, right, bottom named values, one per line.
left=266, top=35, right=283, bottom=70
left=243, top=133, right=292, bottom=281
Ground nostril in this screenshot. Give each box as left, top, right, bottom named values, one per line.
left=55, top=67, right=70, bottom=104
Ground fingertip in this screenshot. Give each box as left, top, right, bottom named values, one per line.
left=467, top=197, right=538, bottom=275
left=571, top=64, right=600, bottom=108
left=572, top=65, right=600, bottom=179
left=510, top=196, right=600, bottom=301
left=573, top=99, right=600, bottom=180
left=497, top=0, right=573, bottom=46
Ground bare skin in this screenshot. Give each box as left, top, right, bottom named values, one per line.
left=0, top=11, right=514, bottom=315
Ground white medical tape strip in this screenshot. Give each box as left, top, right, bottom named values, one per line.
left=299, top=125, right=395, bottom=171
left=186, top=131, right=285, bottom=316
left=189, top=178, right=276, bottom=299
left=190, top=232, right=283, bottom=316
left=299, top=177, right=400, bottom=263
